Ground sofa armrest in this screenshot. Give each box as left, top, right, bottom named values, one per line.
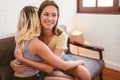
left=68, top=38, right=104, bottom=60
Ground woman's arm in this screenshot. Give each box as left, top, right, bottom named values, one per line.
left=15, top=38, right=81, bottom=71
left=14, top=46, right=54, bottom=73
left=54, top=49, right=64, bottom=57
left=54, top=32, right=68, bottom=57
left=11, top=59, right=54, bottom=74
left=10, top=59, right=28, bottom=72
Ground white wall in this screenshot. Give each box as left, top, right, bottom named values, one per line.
left=0, top=0, right=75, bottom=38
left=55, top=0, right=76, bottom=32
left=0, top=0, right=44, bottom=38
left=58, top=0, right=120, bottom=71
left=75, top=14, right=120, bottom=71
left=0, top=0, right=120, bottom=71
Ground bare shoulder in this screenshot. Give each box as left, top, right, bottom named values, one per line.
left=28, top=38, right=51, bottom=55
left=29, top=38, right=43, bottom=47
left=29, top=38, right=49, bottom=49
left=28, top=38, right=45, bottom=55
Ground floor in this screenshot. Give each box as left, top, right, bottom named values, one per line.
left=95, top=67, right=120, bottom=80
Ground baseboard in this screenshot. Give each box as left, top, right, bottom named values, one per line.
left=105, top=61, right=120, bottom=71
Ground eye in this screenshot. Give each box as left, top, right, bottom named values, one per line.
left=52, top=13, right=57, bottom=17
left=44, top=13, right=49, bottom=16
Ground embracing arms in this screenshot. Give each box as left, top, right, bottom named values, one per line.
left=15, top=38, right=82, bottom=71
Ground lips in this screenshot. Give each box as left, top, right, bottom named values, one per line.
left=45, top=21, right=54, bottom=25
left=46, top=22, right=52, bottom=25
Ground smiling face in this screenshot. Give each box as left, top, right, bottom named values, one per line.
left=40, top=5, right=58, bottom=30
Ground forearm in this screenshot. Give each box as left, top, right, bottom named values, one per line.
left=18, top=57, right=54, bottom=73
left=63, top=61, right=81, bottom=71
left=36, top=48, right=79, bottom=71
left=53, top=50, right=78, bottom=70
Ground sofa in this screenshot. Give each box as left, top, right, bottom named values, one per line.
left=0, top=36, right=15, bottom=80
left=0, top=35, right=104, bottom=80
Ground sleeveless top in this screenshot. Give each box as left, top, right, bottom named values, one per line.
left=16, top=39, right=44, bottom=76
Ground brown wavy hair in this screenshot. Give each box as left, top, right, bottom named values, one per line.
left=38, top=0, right=62, bottom=36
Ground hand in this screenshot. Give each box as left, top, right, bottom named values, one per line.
left=68, top=60, right=86, bottom=67
left=77, top=60, right=87, bottom=67
left=65, top=60, right=81, bottom=69
left=14, top=46, right=23, bottom=61
left=10, top=59, right=28, bottom=72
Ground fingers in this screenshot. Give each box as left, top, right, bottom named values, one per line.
left=10, top=59, right=28, bottom=72
left=76, top=60, right=87, bottom=67
left=81, top=60, right=87, bottom=67
left=13, top=65, right=28, bottom=72
left=14, top=48, right=23, bottom=60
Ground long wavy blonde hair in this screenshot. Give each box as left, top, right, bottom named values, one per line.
left=15, top=6, right=41, bottom=50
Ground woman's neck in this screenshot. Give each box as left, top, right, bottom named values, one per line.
left=42, top=29, right=53, bottom=37
left=40, top=29, right=54, bottom=45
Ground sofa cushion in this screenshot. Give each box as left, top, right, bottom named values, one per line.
left=67, top=54, right=104, bottom=79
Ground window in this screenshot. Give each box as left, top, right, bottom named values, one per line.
left=77, top=0, right=120, bottom=14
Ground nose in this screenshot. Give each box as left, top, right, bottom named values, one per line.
left=48, top=16, right=52, bottom=20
